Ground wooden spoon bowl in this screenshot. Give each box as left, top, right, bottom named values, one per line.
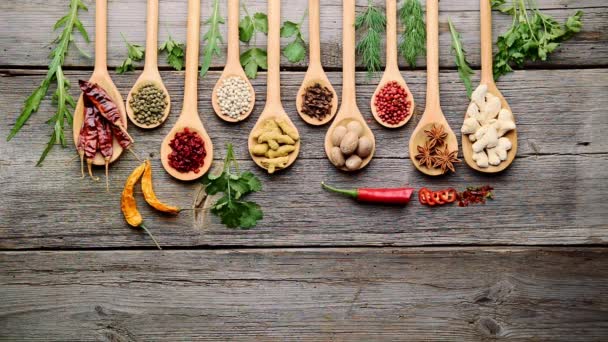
left=248, top=0, right=300, bottom=172
left=462, top=0, right=517, bottom=173
left=324, top=0, right=375, bottom=171
left=370, top=0, right=415, bottom=129
left=296, top=0, right=338, bottom=126
left=409, top=0, right=458, bottom=176
left=160, top=0, right=213, bottom=181
left=72, top=0, right=125, bottom=166
left=212, top=0, right=255, bottom=123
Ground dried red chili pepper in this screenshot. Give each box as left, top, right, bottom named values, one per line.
left=96, top=112, right=113, bottom=192
left=79, top=80, right=133, bottom=143
left=458, top=185, right=494, bottom=207
left=82, top=97, right=99, bottom=181
left=322, top=182, right=414, bottom=205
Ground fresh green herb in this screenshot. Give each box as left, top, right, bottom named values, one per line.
left=159, top=34, right=185, bottom=71
left=398, top=0, right=426, bottom=68
left=448, top=18, right=474, bottom=98
left=7, top=0, right=90, bottom=166
left=355, top=0, right=386, bottom=77
left=239, top=5, right=269, bottom=78
left=116, top=33, right=145, bottom=74
left=202, top=143, right=263, bottom=229
left=491, top=0, right=583, bottom=80
left=280, top=11, right=308, bottom=63
left=200, top=0, right=225, bottom=77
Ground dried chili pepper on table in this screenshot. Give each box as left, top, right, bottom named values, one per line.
left=79, top=80, right=133, bottom=142
left=141, top=160, right=181, bottom=214
left=322, top=182, right=414, bottom=205
left=458, top=185, right=494, bottom=207
left=96, top=111, right=113, bottom=192
left=121, top=162, right=162, bottom=250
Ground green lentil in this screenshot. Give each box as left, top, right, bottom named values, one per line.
left=129, top=83, right=168, bottom=125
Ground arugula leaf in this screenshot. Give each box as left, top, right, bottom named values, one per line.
left=399, top=0, right=425, bottom=68
left=448, top=18, right=474, bottom=98
left=117, top=33, right=145, bottom=74
left=7, top=0, right=90, bottom=166
left=355, top=0, right=386, bottom=77
left=200, top=0, right=225, bottom=77
left=202, top=144, right=264, bottom=230
left=240, top=47, right=268, bottom=79
left=159, top=35, right=185, bottom=71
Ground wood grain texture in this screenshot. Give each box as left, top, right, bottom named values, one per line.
left=0, top=0, right=605, bottom=69
left=1, top=248, right=607, bottom=341
left=1, top=69, right=607, bottom=249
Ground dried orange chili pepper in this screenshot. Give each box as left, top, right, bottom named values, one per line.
left=141, top=160, right=180, bottom=214
left=121, top=162, right=161, bottom=250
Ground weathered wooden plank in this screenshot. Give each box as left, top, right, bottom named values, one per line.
left=1, top=248, right=607, bottom=341
left=0, top=0, right=605, bottom=69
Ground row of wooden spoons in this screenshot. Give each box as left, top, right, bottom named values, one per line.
left=73, top=0, right=517, bottom=182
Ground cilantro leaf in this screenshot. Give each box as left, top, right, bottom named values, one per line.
left=240, top=48, right=267, bottom=79
left=159, top=35, right=185, bottom=71
left=117, top=33, right=144, bottom=74
left=280, top=21, right=300, bottom=38
left=239, top=15, right=255, bottom=43
left=283, top=37, right=306, bottom=63
left=253, top=13, right=268, bottom=34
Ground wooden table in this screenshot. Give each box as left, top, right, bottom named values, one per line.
left=1, top=0, right=607, bottom=340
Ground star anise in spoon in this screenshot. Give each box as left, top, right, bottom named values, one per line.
left=415, top=142, right=435, bottom=169
left=424, top=124, right=448, bottom=148
left=433, top=145, right=460, bottom=174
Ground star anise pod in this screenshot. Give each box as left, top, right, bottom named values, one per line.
left=433, top=145, right=460, bottom=174
left=415, top=142, right=435, bottom=169
left=424, top=124, right=448, bottom=148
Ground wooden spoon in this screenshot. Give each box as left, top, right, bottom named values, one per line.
left=248, top=0, right=300, bottom=172
left=160, top=0, right=214, bottom=181
left=295, top=0, right=338, bottom=126
left=211, top=0, right=255, bottom=123
left=324, top=0, right=376, bottom=171
left=126, top=0, right=171, bottom=129
left=370, top=0, right=415, bottom=129
left=408, top=0, right=458, bottom=176
left=72, top=0, right=126, bottom=166
left=462, top=0, right=517, bottom=173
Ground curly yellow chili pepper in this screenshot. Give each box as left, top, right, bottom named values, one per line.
left=142, top=160, right=180, bottom=214
left=121, top=162, right=161, bottom=250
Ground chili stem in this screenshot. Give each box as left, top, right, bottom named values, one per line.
left=140, top=224, right=162, bottom=250
left=321, top=182, right=358, bottom=199
left=105, top=162, right=109, bottom=192
left=127, top=147, right=143, bottom=162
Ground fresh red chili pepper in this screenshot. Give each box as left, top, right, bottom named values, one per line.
left=79, top=80, right=133, bottom=143
left=322, top=182, right=414, bottom=205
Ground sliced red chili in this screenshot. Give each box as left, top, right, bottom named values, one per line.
left=418, top=188, right=429, bottom=205
left=439, top=188, right=458, bottom=203
left=432, top=191, right=445, bottom=205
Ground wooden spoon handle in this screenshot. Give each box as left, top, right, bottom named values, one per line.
left=480, top=0, right=494, bottom=83
left=266, top=0, right=282, bottom=108
left=308, top=0, right=321, bottom=65
left=386, top=0, right=398, bottom=70
left=425, top=0, right=440, bottom=112
left=227, top=0, right=240, bottom=64
left=183, top=0, right=200, bottom=113
left=144, top=0, right=159, bottom=70
left=94, top=0, right=107, bottom=71
left=342, top=0, right=356, bottom=106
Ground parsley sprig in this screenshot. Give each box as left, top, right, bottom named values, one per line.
left=492, top=0, right=583, bottom=79
left=280, top=11, right=308, bottom=63
left=116, top=33, right=145, bottom=74
left=202, top=144, right=263, bottom=230
left=159, top=34, right=186, bottom=71
left=7, top=0, right=90, bottom=166
left=355, top=0, right=386, bottom=77
left=399, top=0, right=426, bottom=68
left=239, top=4, right=268, bottom=79
left=200, top=0, right=225, bottom=77
left=448, top=18, right=474, bottom=98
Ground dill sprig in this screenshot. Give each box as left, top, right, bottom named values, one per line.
left=399, top=0, right=426, bottom=68
left=448, top=18, right=474, bottom=98
left=7, top=0, right=90, bottom=166
left=355, top=0, right=386, bottom=77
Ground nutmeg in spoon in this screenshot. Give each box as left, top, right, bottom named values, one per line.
left=160, top=0, right=214, bottom=181
left=212, top=0, right=255, bottom=123
left=324, top=0, right=376, bottom=172
left=296, top=0, right=338, bottom=126
left=371, top=0, right=415, bottom=129
left=461, top=0, right=517, bottom=173
left=408, top=0, right=458, bottom=176
left=73, top=0, right=126, bottom=166
left=248, top=0, right=300, bottom=173
left=126, top=0, right=171, bottom=130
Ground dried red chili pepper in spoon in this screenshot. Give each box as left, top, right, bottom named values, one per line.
left=79, top=80, right=133, bottom=143
left=322, top=182, right=414, bottom=205
left=82, top=97, right=99, bottom=181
